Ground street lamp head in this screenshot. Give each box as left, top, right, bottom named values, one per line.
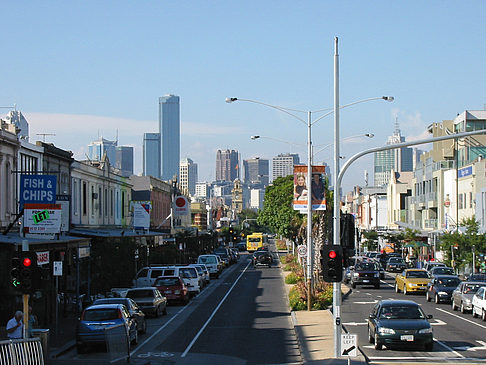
left=382, top=96, right=394, bottom=102
left=365, top=133, right=374, bottom=138
left=225, top=97, right=238, bottom=103
left=250, top=135, right=260, bottom=140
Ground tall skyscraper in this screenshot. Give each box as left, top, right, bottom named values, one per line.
left=272, top=153, right=300, bottom=180
left=243, top=157, right=269, bottom=186
left=374, top=118, right=413, bottom=186
left=216, top=149, right=239, bottom=182
left=87, top=137, right=117, bottom=164
left=115, top=146, right=134, bottom=177
left=4, top=110, right=29, bottom=140
left=159, top=95, right=180, bottom=181
left=179, top=158, right=198, bottom=196
left=143, top=133, right=160, bottom=177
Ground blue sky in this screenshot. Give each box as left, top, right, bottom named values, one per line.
left=2, top=1, right=486, bottom=192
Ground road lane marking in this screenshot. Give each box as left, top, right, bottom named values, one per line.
left=181, top=260, right=252, bottom=357
left=353, top=300, right=378, bottom=304
left=343, top=322, right=367, bottom=326
left=454, top=340, right=486, bottom=351
left=431, top=319, right=447, bottom=326
left=436, top=307, right=486, bottom=330
left=434, top=337, right=464, bottom=358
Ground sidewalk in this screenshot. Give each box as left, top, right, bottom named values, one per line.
left=47, top=314, right=78, bottom=359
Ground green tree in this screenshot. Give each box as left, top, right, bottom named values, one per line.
left=362, top=230, right=378, bottom=251
left=258, top=175, right=302, bottom=238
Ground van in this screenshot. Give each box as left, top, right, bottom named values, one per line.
left=197, top=255, right=222, bottom=278
left=133, top=266, right=201, bottom=296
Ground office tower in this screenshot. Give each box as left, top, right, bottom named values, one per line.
left=115, top=146, right=134, bottom=177
left=179, top=158, right=198, bottom=196
left=243, top=157, right=269, bottom=187
left=250, top=189, right=265, bottom=210
left=374, top=118, right=413, bottom=186
left=88, top=137, right=117, bottom=164
left=216, top=149, right=239, bottom=181
left=143, top=133, right=160, bottom=177
left=4, top=110, right=29, bottom=140
left=272, top=153, right=300, bottom=180
left=159, top=94, right=180, bottom=181
left=195, top=182, right=210, bottom=199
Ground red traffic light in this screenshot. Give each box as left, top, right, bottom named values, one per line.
left=328, top=250, right=337, bottom=259
left=22, top=257, right=32, bottom=267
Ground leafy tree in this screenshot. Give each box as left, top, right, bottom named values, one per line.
left=362, top=230, right=378, bottom=251
left=258, top=175, right=302, bottom=238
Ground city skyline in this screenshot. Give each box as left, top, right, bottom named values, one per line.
left=3, top=2, right=486, bottom=192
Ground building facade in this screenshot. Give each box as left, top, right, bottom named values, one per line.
left=87, top=137, right=117, bottom=163
left=0, top=121, right=20, bottom=229
left=272, top=153, right=300, bottom=180
left=143, top=132, right=160, bottom=178
left=179, top=158, right=198, bottom=196
left=159, top=95, right=180, bottom=181
left=216, top=149, right=239, bottom=182
left=115, top=146, right=134, bottom=177
left=243, top=157, right=269, bottom=187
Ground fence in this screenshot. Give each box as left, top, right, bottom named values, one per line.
left=0, top=338, right=44, bottom=365
left=105, top=323, right=130, bottom=364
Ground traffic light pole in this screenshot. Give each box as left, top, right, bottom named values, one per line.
left=22, top=240, right=29, bottom=339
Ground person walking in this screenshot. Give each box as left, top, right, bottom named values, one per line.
left=6, top=311, right=23, bottom=339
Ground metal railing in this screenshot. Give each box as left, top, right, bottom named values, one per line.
left=0, top=338, right=44, bottom=365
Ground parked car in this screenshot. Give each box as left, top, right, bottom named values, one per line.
left=134, top=266, right=200, bottom=296
left=125, top=287, right=167, bottom=317
left=251, top=251, right=273, bottom=268
left=197, top=254, right=222, bottom=278
left=467, top=273, right=486, bottom=282
left=451, top=281, right=486, bottom=313
left=349, top=261, right=381, bottom=289
left=92, top=297, right=147, bottom=334
left=367, top=300, right=433, bottom=351
left=153, top=276, right=189, bottom=305
left=423, top=261, right=446, bottom=272
left=472, top=286, right=486, bottom=320
left=426, top=275, right=461, bottom=304
left=386, top=257, right=407, bottom=273
left=429, top=266, right=454, bottom=277
left=214, top=248, right=231, bottom=266
left=395, top=269, right=431, bottom=295
left=230, top=248, right=240, bottom=261
left=191, top=264, right=210, bottom=285
left=76, top=304, right=138, bottom=353
left=237, top=242, right=247, bottom=251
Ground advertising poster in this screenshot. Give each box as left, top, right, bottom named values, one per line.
left=132, top=201, right=152, bottom=229
left=23, top=203, right=62, bottom=234
left=293, top=165, right=327, bottom=212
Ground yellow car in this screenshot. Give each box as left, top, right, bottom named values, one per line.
left=395, top=269, right=431, bottom=295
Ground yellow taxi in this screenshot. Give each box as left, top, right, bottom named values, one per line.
left=395, top=269, right=431, bottom=295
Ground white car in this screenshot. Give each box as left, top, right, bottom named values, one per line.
left=472, top=286, right=486, bottom=320
left=197, top=255, right=222, bottom=278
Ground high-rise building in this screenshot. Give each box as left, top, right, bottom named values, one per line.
left=88, top=137, right=117, bottom=164
left=179, top=158, right=198, bottom=196
left=250, top=189, right=265, bottom=210
left=195, top=182, right=210, bottom=199
left=159, top=95, right=180, bottom=181
left=143, top=133, right=160, bottom=178
left=216, top=149, right=239, bottom=182
left=4, top=110, right=29, bottom=140
left=272, top=153, right=300, bottom=180
left=374, top=118, right=413, bottom=186
left=243, top=157, right=269, bottom=187
left=115, top=146, right=134, bottom=177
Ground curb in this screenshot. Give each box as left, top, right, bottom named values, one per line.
left=49, top=340, right=76, bottom=359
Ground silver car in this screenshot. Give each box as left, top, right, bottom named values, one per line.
left=125, top=287, right=167, bottom=317
left=451, top=281, right=486, bottom=313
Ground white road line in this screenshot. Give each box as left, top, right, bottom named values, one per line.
left=436, top=307, right=486, bottom=330
left=181, top=260, right=252, bottom=358
left=434, top=337, right=464, bottom=358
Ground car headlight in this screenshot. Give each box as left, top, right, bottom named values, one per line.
left=408, top=283, right=416, bottom=287
left=464, top=298, right=471, bottom=304
left=378, top=327, right=395, bottom=335
left=353, top=273, right=359, bottom=277
left=438, top=291, right=448, bottom=295
left=418, top=327, right=433, bottom=334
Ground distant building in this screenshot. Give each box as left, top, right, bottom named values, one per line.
left=195, top=182, right=210, bottom=199
left=272, top=153, right=300, bottom=180
left=116, top=146, right=134, bottom=177
left=179, top=158, right=198, bottom=196
left=216, top=149, right=239, bottom=182
left=143, top=133, right=160, bottom=178
left=88, top=137, right=117, bottom=164
left=159, top=95, right=180, bottom=181
left=4, top=110, right=29, bottom=141
left=250, top=189, right=265, bottom=210
left=243, top=157, right=269, bottom=187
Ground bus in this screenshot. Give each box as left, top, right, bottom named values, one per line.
left=246, top=233, right=268, bottom=252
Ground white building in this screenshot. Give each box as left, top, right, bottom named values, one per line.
left=272, top=153, right=300, bottom=180
left=179, top=158, right=198, bottom=196
left=250, top=189, right=265, bottom=210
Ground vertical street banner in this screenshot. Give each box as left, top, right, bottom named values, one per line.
left=293, top=165, right=327, bottom=212
left=132, top=201, right=152, bottom=229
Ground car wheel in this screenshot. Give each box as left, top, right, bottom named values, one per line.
left=461, top=302, right=467, bottom=314
left=425, top=341, right=433, bottom=351
left=374, top=332, right=382, bottom=350
left=482, top=309, right=486, bottom=322
left=426, top=292, right=431, bottom=302
left=395, top=283, right=400, bottom=293
left=472, top=306, right=478, bottom=318
left=368, top=326, right=374, bottom=343
left=451, top=300, right=458, bottom=311
left=163, top=305, right=168, bottom=315
left=435, top=294, right=440, bottom=304
left=154, top=306, right=160, bottom=318
left=140, top=319, right=147, bottom=334
left=403, top=286, right=408, bottom=295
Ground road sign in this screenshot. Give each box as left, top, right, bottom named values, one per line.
left=297, top=244, right=307, bottom=257
left=20, top=175, right=57, bottom=208
left=53, top=261, right=63, bottom=276
left=341, top=333, right=357, bottom=357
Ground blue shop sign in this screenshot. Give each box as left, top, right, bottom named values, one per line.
left=20, top=175, right=57, bottom=208
left=458, top=166, right=473, bottom=178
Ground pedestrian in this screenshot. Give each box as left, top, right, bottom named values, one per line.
left=6, top=311, right=23, bottom=339
left=28, top=306, right=37, bottom=338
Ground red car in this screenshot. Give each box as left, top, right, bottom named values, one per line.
left=154, top=276, right=189, bottom=305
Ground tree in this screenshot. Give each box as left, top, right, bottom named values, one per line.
left=258, top=176, right=302, bottom=238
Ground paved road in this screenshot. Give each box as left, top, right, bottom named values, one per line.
left=52, top=249, right=301, bottom=364
left=342, top=272, right=486, bottom=363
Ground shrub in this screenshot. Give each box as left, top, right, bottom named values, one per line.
left=289, top=286, right=307, bottom=311
left=312, top=281, right=333, bottom=310
left=276, top=240, right=287, bottom=250
left=285, top=272, right=303, bottom=284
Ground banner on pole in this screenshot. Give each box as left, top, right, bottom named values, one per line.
left=293, top=165, right=327, bottom=212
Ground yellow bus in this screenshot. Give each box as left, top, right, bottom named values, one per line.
left=246, top=233, right=268, bottom=252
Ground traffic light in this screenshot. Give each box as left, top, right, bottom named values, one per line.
left=340, top=214, right=355, bottom=267
left=10, top=256, right=21, bottom=290
left=19, top=251, right=37, bottom=292
left=321, top=245, right=343, bottom=282
left=229, top=227, right=234, bottom=235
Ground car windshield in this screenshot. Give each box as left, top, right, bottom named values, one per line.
left=180, top=268, right=197, bottom=278
left=464, top=284, right=483, bottom=294
left=127, top=290, right=154, bottom=298
left=389, top=258, right=404, bottom=263
left=93, top=299, right=126, bottom=306
left=406, top=271, right=428, bottom=278
left=437, top=277, right=460, bottom=287
left=433, top=268, right=454, bottom=275
left=199, top=256, right=216, bottom=264
left=248, top=237, right=261, bottom=242
left=379, top=305, right=425, bottom=320
left=355, top=263, right=378, bottom=271
left=155, top=278, right=180, bottom=286
left=84, top=308, right=119, bottom=321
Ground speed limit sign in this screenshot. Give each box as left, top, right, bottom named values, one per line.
left=297, top=245, right=307, bottom=257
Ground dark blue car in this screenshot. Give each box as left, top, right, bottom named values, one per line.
left=426, top=275, right=461, bottom=303
left=76, top=303, right=138, bottom=353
